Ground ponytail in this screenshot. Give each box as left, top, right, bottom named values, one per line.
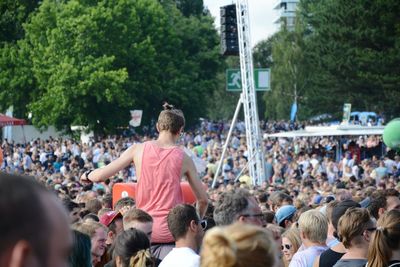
left=129, top=249, right=153, bottom=267
left=367, top=210, right=400, bottom=267
left=368, top=227, right=391, bottom=267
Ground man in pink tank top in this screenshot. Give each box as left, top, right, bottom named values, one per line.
left=80, top=104, right=208, bottom=260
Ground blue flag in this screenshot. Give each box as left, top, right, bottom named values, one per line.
left=290, top=102, right=297, bottom=122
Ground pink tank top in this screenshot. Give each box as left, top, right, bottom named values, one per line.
left=136, top=141, right=184, bottom=243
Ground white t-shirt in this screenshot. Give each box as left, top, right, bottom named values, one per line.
left=289, top=245, right=327, bottom=267
left=159, top=247, right=200, bottom=267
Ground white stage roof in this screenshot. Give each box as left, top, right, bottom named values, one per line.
left=265, top=125, right=384, bottom=138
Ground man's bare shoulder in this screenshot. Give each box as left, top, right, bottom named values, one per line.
left=131, top=142, right=145, bottom=156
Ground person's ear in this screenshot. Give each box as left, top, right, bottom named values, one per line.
left=189, top=220, right=198, bottom=232
left=107, top=230, right=115, bottom=243
left=378, top=207, right=385, bottom=218
left=363, top=230, right=372, bottom=242
left=285, top=219, right=292, bottom=228
left=8, top=240, right=33, bottom=267
left=156, top=122, right=160, bottom=133
left=300, top=229, right=306, bottom=240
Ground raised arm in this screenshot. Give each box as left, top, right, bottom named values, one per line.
left=183, top=153, right=208, bottom=219
left=80, top=144, right=137, bottom=183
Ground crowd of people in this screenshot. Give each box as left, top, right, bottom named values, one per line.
left=1, top=105, right=400, bottom=267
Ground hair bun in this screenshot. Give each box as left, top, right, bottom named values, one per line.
left=202, top=229, right=237, bottom=267
left=163, top=102, right=174, bottom=110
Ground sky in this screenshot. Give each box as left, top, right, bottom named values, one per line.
left=203, top=0, right=278, bottom=47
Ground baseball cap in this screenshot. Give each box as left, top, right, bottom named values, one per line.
left=276, top=205, right=297, bottom=225
left=313, top=195, right=323, bottom=205
left=100, top=211, right=122, bottom=227
left=359, top=197, right=371, bottom=208
left=331, top=199, right=360, bottom=230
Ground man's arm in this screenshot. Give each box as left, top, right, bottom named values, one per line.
left=80, top=144, right=136, bottom=183
left=183, top=154, right=208, bottom=219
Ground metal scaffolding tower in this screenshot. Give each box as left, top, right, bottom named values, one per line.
left=212, top=0, right=265, bottom=187
left=236, top=0, right=265, bottom=185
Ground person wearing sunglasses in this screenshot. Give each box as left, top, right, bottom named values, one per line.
left=213, top=188, right=265, bottom=227
left=160, top=204, right=206, bottom=267
left=282, top=229, right=302, bottom=267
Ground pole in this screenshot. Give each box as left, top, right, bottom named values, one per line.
left=212, top=95, right=243, bottom=188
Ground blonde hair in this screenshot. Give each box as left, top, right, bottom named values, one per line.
left=367, top=210, right=400, bottom=267
left=282, top=228, right=301, bottom=253
left=298, top=210, right=328, bottom=244
left=71, top=221, right=107, bottom=239
left=129, top=249, right=152, bottom=267
left=200, top=222, right=276, bottom=267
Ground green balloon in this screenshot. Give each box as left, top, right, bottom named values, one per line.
left=383, top=118, right=400, bottom=149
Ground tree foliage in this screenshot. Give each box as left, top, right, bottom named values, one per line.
left=0, top=0, right=222, bottom=133
left=264, top=0, right=400, bottom=121
left=300, top=0, right=400, bottom=118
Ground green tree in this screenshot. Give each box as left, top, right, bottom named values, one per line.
left=265, top=20, right=309, bottom=120
left=299, top=0, right=400, bottom=118
left=253, top=36, right=276, bottom=120
left=0, top=0, right=40, bottom=44
left=0, top=0, right=222, bottom=133
left=0, top=0, right=41, bottom=118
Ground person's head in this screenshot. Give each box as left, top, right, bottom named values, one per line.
left=69, top=230, right=91, bottom=267
left=337, top=207, right=375, bottom=249
left=298, top=210, right=328, bottom=245
left=368, top=189, right=400, bottom=219
left=384, top=189, right=400, bottom=212
left=325, top=200, right=339, bottom=224
left=331, top=199, right=361, bottom=237
left=0, top=173, right=72, bottom=267
left=113, top=229, right=154, bottom=267
left=62, top=198, right=81, bottom=224
left=167, top=204, right=205, bottom=250
left=72, top=221, right=107, bottom=266
left=100, top=211, right=124, bottom=245
left=213, top=188, right=264, bottom=226
left=200, top=222, right=277, bottom=267
left=268, top=191, right=293, bottom=212
left=86, top=198, right=102, bottom=215
left=101, top=194, right=113, bottom=209
left=368, top=210, right=400, bottom=267
left=157, top=103, right=185, bottom=135
left=281, top=228, right=301, bottom=263
left=114, top=197, right=135, bottom=212
left=123, top=208, right=153, bottom=239
left=275, top=205, right=297, bottom=229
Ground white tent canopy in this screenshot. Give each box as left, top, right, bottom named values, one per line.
left=265, top=125, right=384, bottom=138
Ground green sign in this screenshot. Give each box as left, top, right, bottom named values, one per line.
left=226, top=68, right=270, bottom=91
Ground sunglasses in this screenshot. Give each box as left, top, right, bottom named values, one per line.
left=281, top=244, right=292, bottom=250
left=199, top=219, right=207, bottom=230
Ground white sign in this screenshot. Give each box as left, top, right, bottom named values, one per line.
left=129, top=110, right=143, bottom=127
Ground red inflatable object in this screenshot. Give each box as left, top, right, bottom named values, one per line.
left=112, top=182, right=207, bottom=208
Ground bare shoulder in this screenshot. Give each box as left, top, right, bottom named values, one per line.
left=131, top=142, right=145, bottom=158
left=182, top=150, right=195, bottom=171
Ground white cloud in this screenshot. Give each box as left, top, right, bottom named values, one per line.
left=203, top=0, right=278, bottom=47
